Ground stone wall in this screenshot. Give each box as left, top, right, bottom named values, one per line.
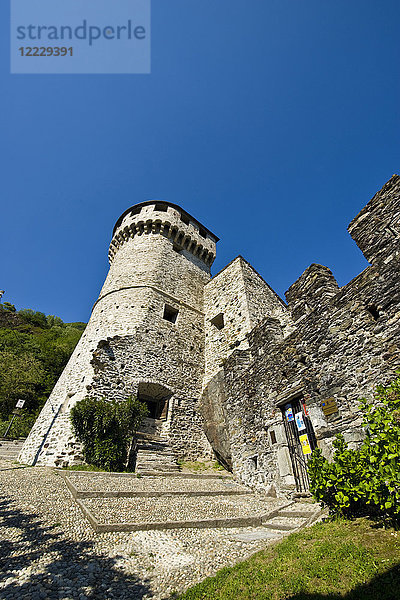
left=201, top=175, right=400, bottom=495
left=200, top=256, right=293, bottom=468
left=203, top=256, right=292, bottom=384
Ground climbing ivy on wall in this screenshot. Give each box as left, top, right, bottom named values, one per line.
left=308, top=374, right=400, bottom=525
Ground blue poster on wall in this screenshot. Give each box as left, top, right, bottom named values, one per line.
left=285, top=405, right=294, bottom=422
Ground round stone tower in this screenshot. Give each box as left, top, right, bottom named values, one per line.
left=19, top=201, right=218, bottom=467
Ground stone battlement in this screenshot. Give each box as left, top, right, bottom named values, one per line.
left=109, top=201, right=217, bottom=267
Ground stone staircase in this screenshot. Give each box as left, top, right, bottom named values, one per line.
left=261, top=503, right=320, bottom=534
left=0, top=438, right=25, bottom=461
left=134, top=431, right=180, bottom=474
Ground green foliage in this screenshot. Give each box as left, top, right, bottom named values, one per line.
left=18, top=309, right=48, bottom=328
left=0, top=410, right=40, bottom=438
left=0, top=300, right=85, bottom=434
left=70, top=396, right=148, bottom=472
left=308, top=375, right=400, bottom=523
left=0, top=302, right=16, bottom=312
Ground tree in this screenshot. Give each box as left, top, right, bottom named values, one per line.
left=0, top=350, right=45, bottom=418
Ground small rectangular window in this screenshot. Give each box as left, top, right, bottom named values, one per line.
left=163, top=305, right=179, bottom=323
left=180, top=213, right=190, bottom=225
left=154, top=203, right=168, bottom=212
left=270, top=430, right=277, bottom=445
left=210, top=313, right=224, bottom=330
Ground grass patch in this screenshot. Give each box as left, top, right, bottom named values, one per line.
left=175, top=519, right=400, bottom=600
left=61, top=464, right=110, bottom=472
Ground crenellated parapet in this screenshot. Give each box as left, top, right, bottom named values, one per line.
left=109, top=201, right=218, bottom=267
left=348, top=174, right=400, bottom=267
left=285, top=264, right=340, bottom=322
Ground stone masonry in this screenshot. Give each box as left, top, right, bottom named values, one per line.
left=200, top=174, right=400, bottom=495
left=20, top=176, right=400, bottom=497
left=19, top=202, right=218, bottom=466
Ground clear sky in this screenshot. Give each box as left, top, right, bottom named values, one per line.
left=1, top=0, right=399, bottom=323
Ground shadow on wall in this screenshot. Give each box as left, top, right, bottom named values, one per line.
left=287, top=566, right=400, bottom=600
left=0, top=494, right=151, bottom=599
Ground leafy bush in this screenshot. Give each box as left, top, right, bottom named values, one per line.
left=70, top=396, right=148, bottom=472
left=308, top=375, right=400, bottom=524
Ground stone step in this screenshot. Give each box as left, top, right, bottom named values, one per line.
left=262, top=517, right=305, bottom=531
left=136, top=432, right=168, bottom=442
left=279, top=509, right=316, bottom=518
left=136, top=461, right=180, bottom=471
left=0, top=440, right=25, bottom=447
left=0, top=446, right=24, bottom=453
left=137, top=442, right=171, bottom=452
left=0, top=439, right=25, bottom=460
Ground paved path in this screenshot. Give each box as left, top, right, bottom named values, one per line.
left=0, top=460, right=318, bottom=599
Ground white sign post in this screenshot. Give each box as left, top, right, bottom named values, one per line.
left=3, top=400, right=25, bottom=438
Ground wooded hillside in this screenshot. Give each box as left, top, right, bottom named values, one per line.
left=0, top=301, right=85, bottom=437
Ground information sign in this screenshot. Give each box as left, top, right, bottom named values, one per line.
left=299, top=433, right=312, bottom=455
left=295, top=411, right=306, bottom=431
left=285, top=405, right=294, bottom=422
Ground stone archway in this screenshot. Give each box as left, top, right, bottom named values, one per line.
left=137, top=381, right=173, bottom=421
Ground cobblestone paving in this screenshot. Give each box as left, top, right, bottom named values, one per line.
left=0, top=461, right=287, bottom=600
left=84, top=494, right=277, bottom=524
left=67, top=472, right=247, bottom=494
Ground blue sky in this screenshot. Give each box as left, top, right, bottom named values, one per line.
left=1, top=0, right=399, bottom=322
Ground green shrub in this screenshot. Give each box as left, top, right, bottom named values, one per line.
left=70, top=396, right=148, bottom=472
left=308, top=375, right=400, bottom=524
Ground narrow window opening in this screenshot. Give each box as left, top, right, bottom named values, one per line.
left=367, top=304, right=380, bottom=321
left=270, top=430, right=277, bottom=445
left=163, top=305, right=179, bottom=323
left=180, top=213, right=190, bottom=225
left=249, top=455, right=258, bottom=470
left=154, top=203, right=168, bottom=212
left=210, top=313, right=224, bottom=330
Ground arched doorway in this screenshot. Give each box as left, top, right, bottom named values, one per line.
left=137, top=381, right=173, bottom=421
